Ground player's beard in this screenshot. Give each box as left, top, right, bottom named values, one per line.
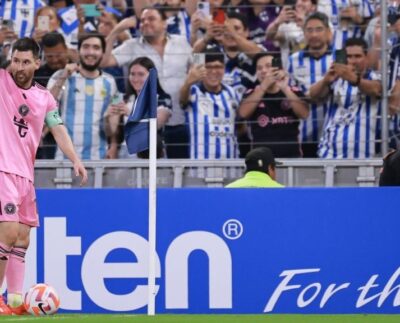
left=13, top=71, right=33, bottom=88
left=80, top=55, right=102, bottom=72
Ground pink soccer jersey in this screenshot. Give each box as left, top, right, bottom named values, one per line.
left=0, top=69, right=58, bottom=182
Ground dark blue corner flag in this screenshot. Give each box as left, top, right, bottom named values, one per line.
left=125, top=68, right=158, bottom=154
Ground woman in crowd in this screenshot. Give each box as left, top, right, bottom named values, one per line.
left=105, top=56, right=172, bottom=158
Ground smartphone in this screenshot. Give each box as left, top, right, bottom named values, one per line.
left=335, top=49, right=347, bottom=64
left=193, top=53, right=205, bottom=66
left=272, top=56, right=283, bottom=69
left=38, top=15, right=50, bottom=31
left=197, top=1, right=210, bottom=18
left=212, top=8, right=225, bottom=24
left=284, top=0, right=296, bottom=9
left=111, top=92, right=124, bottom=105
left=81, top=4, right=101, bottom=17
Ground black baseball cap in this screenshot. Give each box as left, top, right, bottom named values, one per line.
left=245, top=147, right=282, bottom=172
left=379, top=150, right=400, bottom=186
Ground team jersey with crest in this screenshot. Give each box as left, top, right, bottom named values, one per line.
left=0, top=0, right=44, bottom=37
left=318, top=70, right=381, bottom=158
left=48, top=70, right=118, bottom=160
left=288, top=50, right=334, bottom=143
left=184, top=83, right=239, bottom=159
left=243, top=85, right=305, bottom=158
left=0, top=69, right=58, bottom=181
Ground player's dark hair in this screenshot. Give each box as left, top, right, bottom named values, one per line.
left=78, top=31, right=106, bottom=53
left=12, top=38, right=41, bottom=58
left=42, top=32, right=67, bottom=48
left=345, top=37, right=368, bottom=54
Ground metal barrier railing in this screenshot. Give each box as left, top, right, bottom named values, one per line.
left=34, top=159, right=383, bottom=188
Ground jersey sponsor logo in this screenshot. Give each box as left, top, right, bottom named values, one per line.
left=13, top=116, right=29, bottom=138
left=18, top=104, right=30, bottom=117
left=4, top=203, right=16, bottom=215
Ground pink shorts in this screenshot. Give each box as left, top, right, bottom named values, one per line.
left=0, top=171, right=39, bottom=227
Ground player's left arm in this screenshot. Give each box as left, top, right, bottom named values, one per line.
left=49, top=123, right=88, bottom=186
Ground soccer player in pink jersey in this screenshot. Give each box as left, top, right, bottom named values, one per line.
left=0, top=37, right=88, bottom=315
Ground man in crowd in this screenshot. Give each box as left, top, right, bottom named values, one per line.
left=310, top=38, right=382, bottom=158
left=102, top=7, right=192, bottom=158
left=180, top=47, right=240, bottom=159
left=0, top=37, right=87, bottom=315
left=239, top=52, right=309, bottom=157
left=193, top=11, right=263, bottom=99
left=48, top=32, right=120, bottom=159
left=288, top=12, right=334, bottom=157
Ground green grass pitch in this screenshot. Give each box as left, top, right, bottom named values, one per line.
left=0, top=314, right=399, bottom=322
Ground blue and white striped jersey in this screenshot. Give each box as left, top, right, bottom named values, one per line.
left=48, top=70, right=118, bottom=160
left=288, top=49, right=334, bottom=143
left=184, top=83, right=240, bottom=159
left=318, top=0, right=374, bottom=49
left=166, top=9, right=191, bottom=43
left=318, top=70, right=381, bottom=158
left=0, top=0, right=43, bottom=37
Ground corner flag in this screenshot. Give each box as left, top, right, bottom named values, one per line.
left=125, top=68, right=157, bottom=154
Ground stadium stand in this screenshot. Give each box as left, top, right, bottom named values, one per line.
left=0, top=0, right=397, bottom=187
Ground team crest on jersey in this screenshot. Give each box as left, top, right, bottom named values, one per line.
left=85, top=85, right=94, bottom=96
left=4, top=203, right=16, bottom=215
left=18, top=104, right=30, bottom=117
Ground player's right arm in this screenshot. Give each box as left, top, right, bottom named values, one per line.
left=50, top=124, right=88, bottom=186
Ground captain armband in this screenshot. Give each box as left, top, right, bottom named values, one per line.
left=45, top=109, right=64, bottom=128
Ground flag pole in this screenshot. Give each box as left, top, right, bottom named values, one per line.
left=147, top=116, right=157, bottom=315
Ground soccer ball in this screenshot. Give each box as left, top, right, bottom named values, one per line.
left=24, top=283, right=60, bottom=315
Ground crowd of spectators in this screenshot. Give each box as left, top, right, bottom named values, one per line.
left=0, top=0, right=399, bottom=160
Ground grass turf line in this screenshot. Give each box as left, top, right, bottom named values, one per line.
left=0, top=315, right=400, bottom=322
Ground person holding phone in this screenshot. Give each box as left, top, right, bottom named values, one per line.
left=309, top=37, right=382, bottom=159
left=179, top=47, right=240, bottom=160
left=239, top=52, right=309, bottom=157
left=287, top=12, right=333, bottom=157
left=266, top=0, right=317, bottom=69
left=32, top=6, right=62, bottom=45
